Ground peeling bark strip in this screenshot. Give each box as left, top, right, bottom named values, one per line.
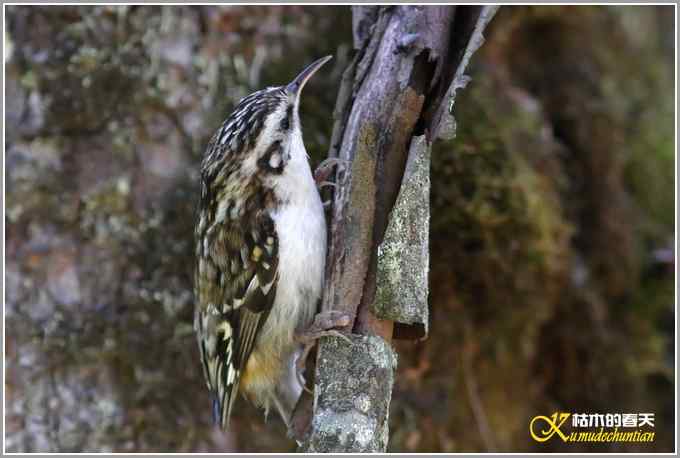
left=301, top=6, right=498, bottom=451
left=372, top=135, right=431, bottom=337
left=436, top=6, right=499, bottom=141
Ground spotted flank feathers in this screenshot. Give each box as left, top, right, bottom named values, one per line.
left=194, top=211, right=279, bottom=428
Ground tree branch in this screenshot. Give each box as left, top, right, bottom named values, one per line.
left=299, top=5, right=499, bottom=452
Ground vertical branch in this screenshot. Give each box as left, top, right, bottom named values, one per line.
left=300, top=5, right=499, bottom=452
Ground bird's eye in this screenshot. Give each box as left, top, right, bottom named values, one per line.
left=279, top=105, right=293, bottom=131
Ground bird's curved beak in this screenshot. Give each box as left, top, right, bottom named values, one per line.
left=286, top=55, right=333, bottom=98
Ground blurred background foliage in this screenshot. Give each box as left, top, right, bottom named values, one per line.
left=4, top=5, right=674, bottom=453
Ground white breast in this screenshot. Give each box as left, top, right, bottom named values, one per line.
left=258, top=129, right=326, bottom=354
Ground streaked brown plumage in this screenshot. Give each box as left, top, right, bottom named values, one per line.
left=194, top=56, right=332, bottom=430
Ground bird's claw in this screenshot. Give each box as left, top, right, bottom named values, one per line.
left=318, top=181, right=338, bottom=190
left=296, top=356, right=313, bottom=394
left=314, top=157, right=349, bottom=188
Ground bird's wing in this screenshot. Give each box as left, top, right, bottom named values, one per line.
left=194, top=212, right=279, bottom=428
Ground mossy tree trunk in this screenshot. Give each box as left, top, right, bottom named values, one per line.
left=298, top=5, right=498, bottom=452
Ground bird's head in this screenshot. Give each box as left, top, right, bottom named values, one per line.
left=206, top=56, right=332, bottom=179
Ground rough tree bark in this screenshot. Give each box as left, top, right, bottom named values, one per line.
left=296, top=5, right=498, bottom=452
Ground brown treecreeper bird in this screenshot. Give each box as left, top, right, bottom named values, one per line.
left=194, top=56, right=350, bottom=433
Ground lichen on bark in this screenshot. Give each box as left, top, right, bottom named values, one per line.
left=303, top=335, right=397, bottom=453
left=372, top=135, right=430, bottom=335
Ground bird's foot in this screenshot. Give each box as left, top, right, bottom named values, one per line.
left=314, top=157, right=348, bottom=189
left=315, top=158, right=348, bottom=207
left=294, top=310, right=352, bottom=392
